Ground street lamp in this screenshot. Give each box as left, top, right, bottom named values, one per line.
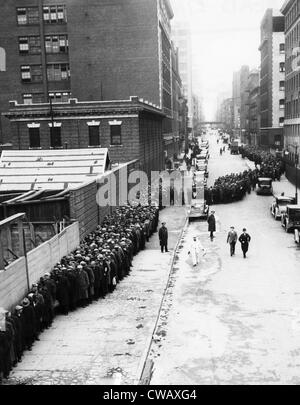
left=288, top=144, right=299, bottom=205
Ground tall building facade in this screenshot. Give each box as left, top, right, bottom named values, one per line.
left=281, top=0, right=300, bottom=158
left=0, top=0, right=181, bottom=161
left=0, top=0, right=71, bottom=142
left=246, top=69, right=260, bottom=146
left=232, top=71, right=241, bottom=132
left=172, top=21, right=193, bottom=132
left=232, top=66, right=250, bottom=139
left=259, top=9, right=285, bottom=150
left=218, top=98, right=234, bottom=135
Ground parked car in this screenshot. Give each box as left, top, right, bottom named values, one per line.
left=281, top=205, right=300, bottom=236
left=195, top=161, right=209, bottom=177
left=270, top=196, right=295, bottom=220
left=196, top=152, right=209, bottom=162
left=188, top=199, right=209, bottom=221
left=230, top=140, right=240, bottom=155
left=200, top=142, right=209, bottom=150
left=256, top=178, right=273, bottom=196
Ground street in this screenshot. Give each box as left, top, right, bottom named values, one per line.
left=150, top=135, right=300, bottom=385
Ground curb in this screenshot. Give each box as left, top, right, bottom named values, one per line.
left=135, top=216, right=189, bottom=385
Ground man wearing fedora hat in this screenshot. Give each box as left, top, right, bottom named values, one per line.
left=239, top=228, right=251, bottom=258
left=159, top=222, right=169, bottom=253
left=207, top=211, right=216, bottom=241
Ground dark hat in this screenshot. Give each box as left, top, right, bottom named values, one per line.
left=22, top=298, right=30, bottom=307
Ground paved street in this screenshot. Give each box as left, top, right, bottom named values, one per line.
left=150, top=135, right=300, bottom=385
left=5, top=207, right=186, bottom=385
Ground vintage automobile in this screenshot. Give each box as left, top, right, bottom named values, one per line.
left=270, top=196, right=295, bottom=220
left=200, top=141, right=209, bottom=150
left=188, top=199, right=209, bottom=221
left=256, top=178, right=273, bottom=196
left=195, top=161, right=209, bottom=177
left=281, top=205, right=300, bottom=239
left=197, top=151, right=209, bottom=161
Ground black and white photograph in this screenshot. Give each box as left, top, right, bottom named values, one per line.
left=0, top=0, right=300, bottom=390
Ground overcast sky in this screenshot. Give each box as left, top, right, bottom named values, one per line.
left=170, top=0, right=285, bottom=120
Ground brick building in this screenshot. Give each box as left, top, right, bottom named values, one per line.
left=259, top=9, right=285, bottom=150
left=245, top=69, right=260, bottom=146
left=232, top=66, right=250, bottom=140
left=218, top=98, right=234, bottom=135
left=3, top=96, right=165, bottom=175
left=0, top=0, right=181, bottom=165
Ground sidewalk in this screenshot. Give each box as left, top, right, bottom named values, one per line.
left=5, top=207, right=187, bottom=386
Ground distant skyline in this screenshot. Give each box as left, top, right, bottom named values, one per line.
left=170, top=0, right=285, bottom=120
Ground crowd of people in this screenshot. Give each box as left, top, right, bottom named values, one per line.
left=0, top=205, right=159, bottom=381
left=204, top=170, right=255, bottom=205
left=240, top=145, right=285, bottom=181
left=203, top=144, right=286, bottom=205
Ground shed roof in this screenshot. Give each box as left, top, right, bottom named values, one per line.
left=0, top=148, right=110, bottom=192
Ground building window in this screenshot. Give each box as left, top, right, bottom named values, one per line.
left=279, top=117, right=284, bottom=127
left=21, top=66, right=31, bottom=82
left=280, top=43, right=285, bottom=53
left=19, top=37, right=29, bottom=54
left=29, top=127, right=41, bottom=148
left=21, top=65, right=42, bottom=83
left=279, top=80, right=285, bottom=91
left=279, top=62, right=285, bottom=72
left=47, top=63, right=70, bottom=81
left=110, top=123, right=122, bottom=145
left=19, top=36, right=41, bottom=54
left=49, top=92, right=70, bottom=103
left=23, top=94, right=44, bottom=104
left=49, top=124, right=62, bottom=147
left=43, top=5, right=67, bottom=23
left=45, top=35, right=68, bottom=53
left=23, top=94, right=33, bottom=104
left=279, top=99, right=285, bottom=109
left=88, top=124, right=100, bottom=146
left=17, top=7, right=39, bottom=25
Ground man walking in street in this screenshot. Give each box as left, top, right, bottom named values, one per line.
left=239, top=228, right=251, bottom=258
left=188, top=236, right=206, bottom=267
left=159, top=222, right=169, bottom=253
left=207, top=211, right=216, bottom=241
left=227, top=226, right=238, bottom=257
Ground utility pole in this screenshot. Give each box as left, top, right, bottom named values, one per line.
left=49, top=95, right=55, bottom=146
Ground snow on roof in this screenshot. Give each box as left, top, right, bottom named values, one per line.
left=0, top=148, right=110, bottom=192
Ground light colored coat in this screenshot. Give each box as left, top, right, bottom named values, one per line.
left=190, top=240, right=205, bottom=266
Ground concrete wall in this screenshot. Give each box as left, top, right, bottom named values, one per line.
left=0, top=221, right=79, bottom=311
left=69, top=160, right=140, bottom=239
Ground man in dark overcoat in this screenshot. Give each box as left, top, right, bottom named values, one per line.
left=159, top=222, right=169, bottom=253
left=239, top=228, right=251, bottom=258
left=207, top=211, right=216, bottom=241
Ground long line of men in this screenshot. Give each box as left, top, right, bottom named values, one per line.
left=204, top=146, right=285, bottom=205
left=0, top=205, right=159, bottom=381
left=205, top=170, right=255, bottom=205
left=240, top=145, right=285, bottom=181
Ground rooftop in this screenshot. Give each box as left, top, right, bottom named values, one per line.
left=0, top=148, right=110, bottom=192
left=3, top=96, right=165, bottom=120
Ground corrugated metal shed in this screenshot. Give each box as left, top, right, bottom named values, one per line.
left=0, top=148, right=110, bottom=192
